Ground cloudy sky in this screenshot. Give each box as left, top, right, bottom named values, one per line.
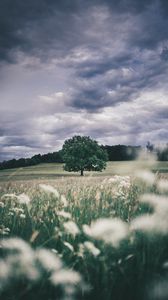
left=0, top=0, right=168, bottom=161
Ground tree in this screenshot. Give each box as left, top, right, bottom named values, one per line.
left=61, top=135, right=108, bottom=176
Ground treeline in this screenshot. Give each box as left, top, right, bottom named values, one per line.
left=1, top=144, right=168, bottom=170
left=156, top=146, right=168, bottom=161
left=0, top=151, right=63, bottom=170
left=0, top=145, right=141, bottom=170
left=103, top=145, right=141, bottom=161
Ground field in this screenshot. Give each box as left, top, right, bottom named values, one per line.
left=0, top=160, right=168, bottom=300
left=1, top=160, right=168, bottom=182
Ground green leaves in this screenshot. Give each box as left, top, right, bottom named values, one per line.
left=62, top=136, right=108, bottom=175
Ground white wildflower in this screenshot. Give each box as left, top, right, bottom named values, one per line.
left=125, top=176, right=131, bottom=181
left=83, top=224, right=92, bottom=236
left=95, top=191, right=101, bottom=201
left=11, top=208, right=24, bottom=214
left=157, top=179, right=168, bottom=192
left=51, top=269, right=81, bottom=286
left=35, top=249, right=62, bottom=272
left=63, top=242, right=74, bottom=252
left=39, top=184, right=59, bottom=198
left=140, top=194, right=168, bottom=215
left=131, top=194, right=168, bottom=234
left=135, top=170, right=156, bottom=185
left=1, top=237, right=31, bottom=254
left=19, top=214, right=26, bottom=219
left=108, top=176, right=120, bottom=183
left=60, top=195, right=68, bottom=207
left=108, top=175, right=131, bottom=199
left=0, top=227, right=10, bottom=235
left=8, top=212, right=14, bottom=216
left=84, top=218, right=129, bottom=247
left=17, top=193, right=31, bottom=205
left=63, top=221, right=80, bottom=237
left=0, top=237, right=82, bottom=298
left=57, top=211, right=72, bottom=219
left=130, top=214, right=158, bottom=233
left=119, top=179, right=131, bottom=189
left=108, top=175, right=130, bottom=185
left=84, top=241, right=100, bottom=256
left=0, top=238, right=39, bottom=281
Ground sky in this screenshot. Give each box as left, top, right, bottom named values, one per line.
left=0, top=0, right=168, bottom=161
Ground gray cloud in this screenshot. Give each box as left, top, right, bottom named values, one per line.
left=0, top=0, right=83, bottom=62
left=0, top=0, right=168, bottom=63
left=0, top=0, right=168, bottom=160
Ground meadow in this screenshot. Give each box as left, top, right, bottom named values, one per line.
left=0, top=160, right=168, bottom=300
left=1, top=160, right=168, bottom=181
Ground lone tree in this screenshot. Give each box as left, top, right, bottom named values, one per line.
left=62, top=135, right=108, bottom=176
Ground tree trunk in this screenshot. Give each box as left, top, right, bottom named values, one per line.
left=80, top=169, right=84, bottom=176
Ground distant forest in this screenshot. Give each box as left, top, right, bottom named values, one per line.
left=0, top=144, right=168, bottom=170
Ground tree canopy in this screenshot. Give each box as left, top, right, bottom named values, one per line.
left=61, top=135, right=108, bottom=176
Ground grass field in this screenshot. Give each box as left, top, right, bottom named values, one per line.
left=0, top=160, right=168, bottom=300
left=1, top=160, right=168, bottom=182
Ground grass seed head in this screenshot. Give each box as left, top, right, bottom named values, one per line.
left=39, top=184, right=60, bottom=198
left=84, top=218, right=129, bottom=247
left=63, top=221, right=80, bottom=237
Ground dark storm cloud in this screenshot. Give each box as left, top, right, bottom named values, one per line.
left=0, top=136, right=40, bottom=149
left=71, top=81, right=138, bottom=110
left=75, top=53, right=132, bottom=79
left=94, top=0, right=154, bottom=14
left=153, top=107, right=168, bottom=119
left=0, top=0, right=82, bottom=62
left=72, top=89, right=109, bottom=110
left=0, top=0, right=168, bottom=63
left=68, top=49, right=167, bottom=110
left=1, top=0, right=168, bottom=160
left=160, top=47, right=168, bottom=61
left=128, top=6, right=168, bottom=50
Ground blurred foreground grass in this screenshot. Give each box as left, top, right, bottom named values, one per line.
left=0, top=161, right=168, bottom=300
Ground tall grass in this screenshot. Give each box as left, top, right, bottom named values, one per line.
left=0, top=171, right=168, bottom=300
